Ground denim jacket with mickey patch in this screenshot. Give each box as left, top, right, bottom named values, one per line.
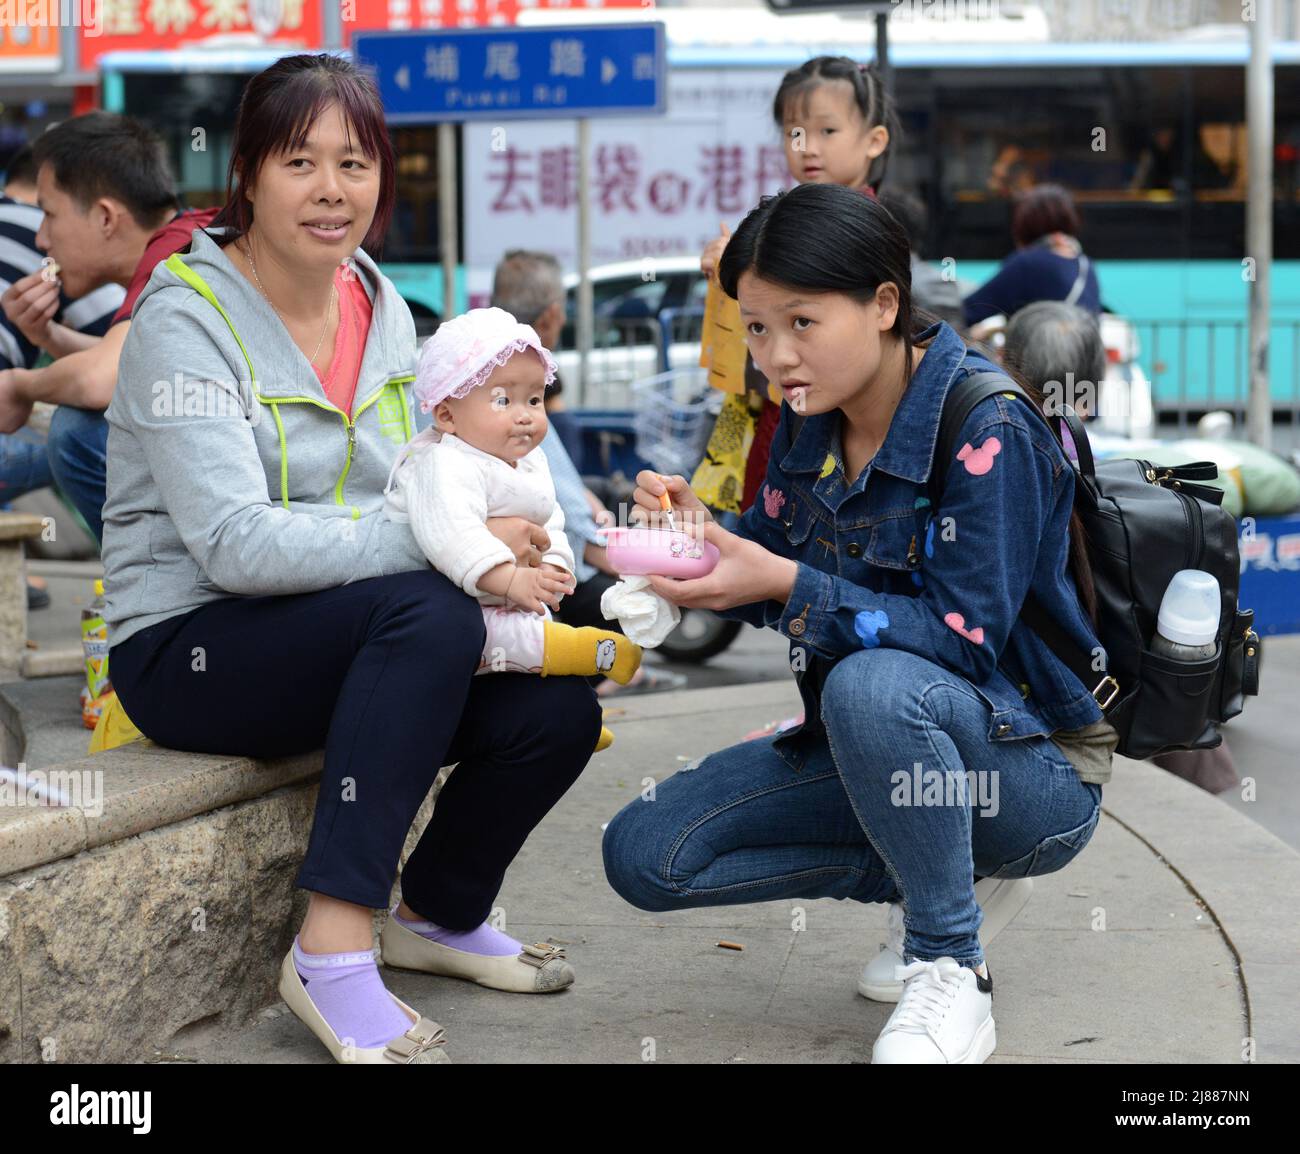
left=718, top=320, right=1109, bottom=770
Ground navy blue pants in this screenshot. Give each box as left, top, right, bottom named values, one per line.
left=109, top=569, right=603, bottom=923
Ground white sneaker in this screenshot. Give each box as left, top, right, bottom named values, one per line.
left=870, top=957, right=996, bottom=1064
left=858, top=900, right=907, bottom=1001
left=857, top=877, right=1033, bottom=1002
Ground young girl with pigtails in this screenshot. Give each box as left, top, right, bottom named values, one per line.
left=695, top=56, right=900, bottom=518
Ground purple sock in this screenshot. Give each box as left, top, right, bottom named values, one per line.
left=292, top=936, right=413, bottom=1049
left=391, top=906, right=521, bottom=957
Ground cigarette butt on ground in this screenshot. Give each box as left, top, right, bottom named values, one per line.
left=716, top=940, right=744, bottom=952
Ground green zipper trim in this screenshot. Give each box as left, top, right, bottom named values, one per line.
left=269, top=403, right=289, bottom=506
left=164, top=254, right=257, bottom=383
left=164, top=254, right=416, bottom=517
left=391, top=374, right=415, bottom=443
left=332, top=376, right=416, bottom=515
left=338, top=383, right=395, bottom=516
left=163, top=254, right=298, bottom=505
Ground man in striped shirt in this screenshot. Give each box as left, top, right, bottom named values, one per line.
left=0, top=114, right=198, bottom=547
left=0, top=145, right=124, bottom=522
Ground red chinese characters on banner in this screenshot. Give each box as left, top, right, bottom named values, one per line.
left=485, top=142, right=792, bottom=217
left=78, top=0, right=326, bottom=70
left=342, top=0, right=653, bottom=41
left=76, top=0, right=650, bottom=72
left=76, top=0, right=651, bottom=71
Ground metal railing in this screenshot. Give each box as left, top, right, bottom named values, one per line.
left=1130, top=318, right=1300, bottom=441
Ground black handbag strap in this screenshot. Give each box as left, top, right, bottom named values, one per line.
left=933, top=370, right=1096, bottom=496
left=934, top=371, right=1109, bottom=707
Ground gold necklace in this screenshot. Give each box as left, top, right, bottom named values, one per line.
left=241, top=239, right=336, bottom=368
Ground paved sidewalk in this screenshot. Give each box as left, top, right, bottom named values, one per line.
left=166, top=681, right=1297, bottom=1066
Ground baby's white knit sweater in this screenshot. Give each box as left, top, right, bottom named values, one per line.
left=384, top=432, right=575, bottom=600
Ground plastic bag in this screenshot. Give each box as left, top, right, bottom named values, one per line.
left=88, top=691, right=146, bottom=754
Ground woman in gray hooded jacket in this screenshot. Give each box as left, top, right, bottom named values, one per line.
left=101, top=55, right=601, bottom=1064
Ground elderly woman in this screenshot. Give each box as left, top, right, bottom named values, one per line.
left=1002, top=299, right=1106, bottom=425
left=102, top=55, right=601, bottom=1065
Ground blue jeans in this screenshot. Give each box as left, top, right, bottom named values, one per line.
left=603, top=648, right=1102, bottom=969
left=0, top=427, right=54, bottom=504
left=47, top=405, right=108, bottom=545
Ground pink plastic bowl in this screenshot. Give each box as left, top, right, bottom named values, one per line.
left=602, top=526, right=720, bottom=579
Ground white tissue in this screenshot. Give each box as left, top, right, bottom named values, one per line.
left=600, top=576, right=681, bottom=648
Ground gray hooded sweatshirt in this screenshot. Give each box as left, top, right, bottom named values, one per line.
left=102, top=225, right=431, bottom=648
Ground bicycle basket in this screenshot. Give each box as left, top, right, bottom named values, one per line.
left=630, top=367, right=721, bottom=478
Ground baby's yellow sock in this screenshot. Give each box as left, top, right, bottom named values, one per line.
left=595, top=725, right=615, bottom=752
left=541, top=622, right=642, bottom=684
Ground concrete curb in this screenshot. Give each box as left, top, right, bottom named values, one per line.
left=0, top=729, right=324, bottom=878
left=1101, top=758, right=1300, bottom=1064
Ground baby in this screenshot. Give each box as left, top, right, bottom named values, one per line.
left=384, top=307, right=641, bottom=694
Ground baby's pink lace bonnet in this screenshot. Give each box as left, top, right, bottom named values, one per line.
left=384, top=307, right=559, bottom=495
left=413, top=306, right=558, bottom=414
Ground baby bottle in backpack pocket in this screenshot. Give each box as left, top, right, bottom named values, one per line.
left=1151, top=570, right=1221, bottom=662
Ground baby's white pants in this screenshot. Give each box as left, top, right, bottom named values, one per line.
left=476, top=604, right=547, bottom=675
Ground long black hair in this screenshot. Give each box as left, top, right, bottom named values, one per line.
left=717, top=182, right=1098, bottom=623
left=772, top=56, right=899, bottom=192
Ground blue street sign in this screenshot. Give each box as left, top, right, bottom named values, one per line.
left=353, top=23, right=667, bottom=123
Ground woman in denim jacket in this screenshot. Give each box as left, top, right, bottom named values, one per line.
left=602, top=182, right=1117, bottom=1064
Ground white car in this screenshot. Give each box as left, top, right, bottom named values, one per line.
left=555, top=258, right=708, bottom=409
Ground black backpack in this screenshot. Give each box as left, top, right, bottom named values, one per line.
left=790, top=370, right=1263, bottom=758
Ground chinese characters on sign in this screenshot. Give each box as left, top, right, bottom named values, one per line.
left=357, top=23, right=663, bottom=121
left=484, top=142, right=791, bottom=217
left=465, top=70, right=795, bottom=270
left=342, top=0, right=652, bottom=41
left=50, top=0, right=651, bottom=68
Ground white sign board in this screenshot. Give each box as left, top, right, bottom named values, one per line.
left=464, top=67, right=795, bottom=286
